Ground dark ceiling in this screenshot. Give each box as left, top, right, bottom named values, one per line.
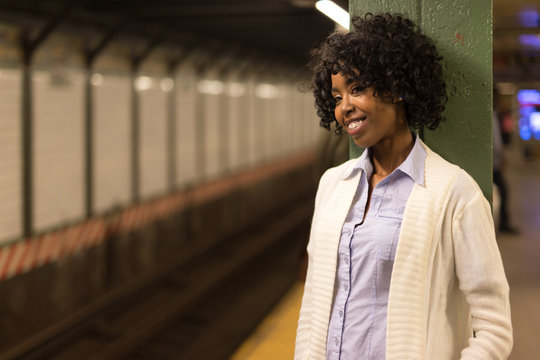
left=0, top=0, right=348, bottom=68
left=0, top=1, right=538, bottom=80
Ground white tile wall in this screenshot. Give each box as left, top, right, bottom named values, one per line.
left=0, top=68, right=22, bottom=243
left=306, top=94, right=318, bottom=147
left=217, top=92, right=231, bottom=175
left=283, top=83, right=297, bottom=156
left=246, top=78, right=257, bottom=167
left=277, top=83, right=289, bottom=157
left=93, top=74, right=131, bottom=213
left=292, top=89, right=304, bottom=152
left=204, top=90, right=221, bottom=179
left=176, top=67, right=197, bottom=187
left=139, top=77, right=168, bottom=199
left=0, top=62, right=319, bottom=242
left=252, top=94, right=266, bottom=165
left=227, top=79, right=243, bottom=171
left=237, top=80, right=251, bottom=169
left=304, top=95, right=311, bottom=146
left=33, top=69, right=85, bottom=231
left=271, top=85, right=282, bottom=159
left=264, top=97, right=272, bottom=162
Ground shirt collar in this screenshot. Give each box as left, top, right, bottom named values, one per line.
left=397, top=133, right=426, bottom=186
left=340, top=133, right=426, bottom=186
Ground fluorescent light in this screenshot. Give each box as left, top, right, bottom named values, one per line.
left=197, top=79, right=224, bottom=95
left=135, top=76, right=153, bottom=91
left=255, top=84, right=280, bottom=99
left=160, top=78, right=174, bottom=92
left=90, top=73, right=103, bottom=86
left=519, top=34, right=540, bottom=50
left=519, top=9, right=540, bottom=28
left=315, top=0, right=350, bottom=30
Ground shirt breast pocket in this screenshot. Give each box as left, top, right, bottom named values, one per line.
left=373, top=213, right=402, bottom=262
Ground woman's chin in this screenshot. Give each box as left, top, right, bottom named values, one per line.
left=350, top=136, right=371, bottom=149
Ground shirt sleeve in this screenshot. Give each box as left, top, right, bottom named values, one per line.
left=452, top=191, right=513, bottom=359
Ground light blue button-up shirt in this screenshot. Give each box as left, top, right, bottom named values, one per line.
left=326, top=134, right=426, bottom=360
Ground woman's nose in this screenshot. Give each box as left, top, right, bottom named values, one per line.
left=340, top=95, right=354, bottom=113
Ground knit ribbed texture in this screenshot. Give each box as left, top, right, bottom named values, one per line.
left=308, top=168, right=360, bottom=360
left=385, top=147, right=458, bottom=359
left=295, top=140, right=513, bottom=360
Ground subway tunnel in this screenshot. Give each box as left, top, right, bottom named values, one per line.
left=0, top=0, right=538, bottom=359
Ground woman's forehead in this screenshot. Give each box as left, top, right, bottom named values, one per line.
left=331, top=73, right=355, bottom=85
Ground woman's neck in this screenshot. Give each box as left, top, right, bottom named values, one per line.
left=370, top=131, right=414, bottom=177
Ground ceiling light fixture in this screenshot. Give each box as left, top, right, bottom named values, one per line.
left=315, top=0, right=350, bottom=30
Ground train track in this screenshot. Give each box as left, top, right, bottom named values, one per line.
left=2, top=197, right=312, bottom=360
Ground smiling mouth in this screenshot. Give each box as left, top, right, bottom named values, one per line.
left=346, top=116, right=366, bottom=130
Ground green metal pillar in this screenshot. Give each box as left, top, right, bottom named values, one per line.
left=349, top=0, right=492, bottom=200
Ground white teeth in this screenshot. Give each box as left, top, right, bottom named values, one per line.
left=348, top=120, right=362, bottom=129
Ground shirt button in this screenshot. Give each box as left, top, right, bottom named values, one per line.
left=339, top=310, right=343, bottom=317
left=344, top=285, right=348, bottom=291
left=334, top=337, right=339, bottom=345
left=344, top=256, right=349, bottom=264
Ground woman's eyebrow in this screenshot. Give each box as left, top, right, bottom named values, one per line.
left=346, top=77, right=356, bottom=85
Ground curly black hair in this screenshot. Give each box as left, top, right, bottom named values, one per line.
left=309, top=13, right=447, bottom=134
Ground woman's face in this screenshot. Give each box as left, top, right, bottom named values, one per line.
left=331, top=72, right=407, bottom=149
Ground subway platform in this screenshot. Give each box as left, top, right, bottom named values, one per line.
left=232, top=146, right=540, bottom=360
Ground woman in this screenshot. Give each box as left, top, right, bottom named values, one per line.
left=295, top=13, right=512, bottom=360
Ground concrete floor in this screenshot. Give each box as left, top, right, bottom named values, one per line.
left=231, top=145, right=540, bottom=360
left=500, top=156, right=540, bottom=360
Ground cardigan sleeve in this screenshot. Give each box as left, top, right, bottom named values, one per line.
left=294, top=168, right=333, bottom=359
left=452, top=182, right=513, bottom=359
left=294, top=240, right=314, bottom=359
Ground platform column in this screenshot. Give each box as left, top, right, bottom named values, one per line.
left=349, top=0, right=492, bottom=200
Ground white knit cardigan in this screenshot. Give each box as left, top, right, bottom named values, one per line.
left=295, top=141, right=512, bottom=360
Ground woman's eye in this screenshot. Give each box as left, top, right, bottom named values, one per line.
left=333, top=96, right=342, bottom=104
left=351, top=86, right=364, bottom=94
